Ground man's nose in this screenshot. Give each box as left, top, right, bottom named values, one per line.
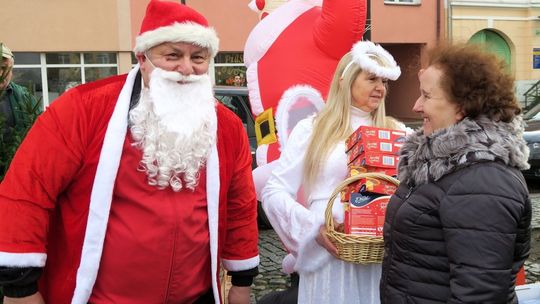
left=175, top=57, right=194, bottom=75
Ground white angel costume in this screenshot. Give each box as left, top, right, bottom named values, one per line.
left=260, top=40, right=405, bottom=304
left=261, top=106, right=381, bottom=304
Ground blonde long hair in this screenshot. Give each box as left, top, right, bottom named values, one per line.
left=303, top=51, right=399, bottom=189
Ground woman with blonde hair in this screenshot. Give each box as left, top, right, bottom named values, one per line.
left=261, top=40, right=405, bottom=303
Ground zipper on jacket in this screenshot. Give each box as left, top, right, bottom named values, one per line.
left=405, top=185, right=414, bottom=199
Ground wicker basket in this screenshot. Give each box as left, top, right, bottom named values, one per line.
left=325, top=172, right=400, bottom=264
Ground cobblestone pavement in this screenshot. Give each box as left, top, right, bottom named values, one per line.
left=252, top=229, right=290, bottom=303
left=252, top=191, right=540, bottom=303
left=525, top=192, right=540, bottom=284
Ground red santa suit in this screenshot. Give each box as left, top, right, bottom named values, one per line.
left=0, top=65, right=259, bottom=303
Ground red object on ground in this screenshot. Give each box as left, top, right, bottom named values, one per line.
left=517, top=266, right=526, bottom=285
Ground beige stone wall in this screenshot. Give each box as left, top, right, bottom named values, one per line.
left=450, top=5, right=540, bottom=86
left=0, top=0, right=131, bottom=52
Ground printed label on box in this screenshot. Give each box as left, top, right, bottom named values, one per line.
left=346, top=126, right=406, bottom=151
left=344, top=194, right=390, bottom=236
left=347, top=140, right=402, bottom=162
left=341, top=177, right=397, bottom=201
left=349, top=152, right=399, bottom=168
left=349, top=165, right=397, bottom=177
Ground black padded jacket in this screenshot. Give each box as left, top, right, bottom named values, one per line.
left=380, top=116, right=531, bottom=304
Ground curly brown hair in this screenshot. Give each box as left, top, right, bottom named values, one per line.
left=428, top=43, right=521, bottom=122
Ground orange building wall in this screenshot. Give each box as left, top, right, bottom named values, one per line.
left=385, top=44, right=423, bottom=121
left=371, top=1, right=442, bottom=48
left=129, top=0, right=259, bottom=52
left=131, top=0, right=151, bottom=47
left=187, top=0, right=260, bottom=51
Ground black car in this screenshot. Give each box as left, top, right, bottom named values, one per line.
left=523, top=103, right=540, bottom=180
left=214, top=86, right=273, bottom=229
left=214, top=86, right=257, bottom=168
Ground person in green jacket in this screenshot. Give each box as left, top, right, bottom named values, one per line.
left=0, top=43, right=41, bottom=179
left=1, top=43, right=41, bottom=132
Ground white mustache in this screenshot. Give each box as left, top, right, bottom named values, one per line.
left=156, top=69, right=206, bottom=83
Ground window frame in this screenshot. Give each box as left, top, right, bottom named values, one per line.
left=13, top=52, right=119, bottom=107
left=384, top=0, right=421, bottom=5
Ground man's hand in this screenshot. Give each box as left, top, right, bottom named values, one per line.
left=315, top=225, right=339, bottom=258
left=4, top=292, right=45, bottom=304
left=227, top=286, right=251, bottom=304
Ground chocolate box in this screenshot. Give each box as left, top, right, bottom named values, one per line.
left=346, top=125, right=406, bottom=152
left=344, top=194, right=391, bottom=236
left=349, top=151, right=400, bottom=169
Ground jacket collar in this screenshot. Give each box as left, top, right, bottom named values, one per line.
left=398, top=115, right=530, bottom=187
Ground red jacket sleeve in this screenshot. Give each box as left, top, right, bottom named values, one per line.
left=0, top=88, right=88, bottom=263
left=218, top=106, right=259, bottom=272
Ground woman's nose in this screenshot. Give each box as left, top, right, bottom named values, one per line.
left=412, top=97, right=423, bottom=113
left=375, top=79, right=385, bottom=90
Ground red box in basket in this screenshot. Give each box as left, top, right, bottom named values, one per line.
left=349, top=165, right=397, bottom=177
left=340, top=175, right=397, bottom=201
left=346, top=126, right=406, bottom=151
left=349, top=151, right=399, bottom=168
left=344, top=193, right=390, bottom=236
left=347, top=139, right=403, bottom=160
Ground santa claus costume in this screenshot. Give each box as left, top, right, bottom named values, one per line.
left=0, top=1, right=259, bottom=303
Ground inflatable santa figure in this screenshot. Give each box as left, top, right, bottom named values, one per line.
left=245, top=0, right=367, bottom=199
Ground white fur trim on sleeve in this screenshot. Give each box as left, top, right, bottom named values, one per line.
left=222, top=255, right=260, bottom=272
left=134, top=22, right=219, bottom=57
left=0, top=252, right=46, bottom=267
left=292, top=212, right=332, bottom=274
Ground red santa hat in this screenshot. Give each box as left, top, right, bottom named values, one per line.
left=133, top=0, right=219, bottom=57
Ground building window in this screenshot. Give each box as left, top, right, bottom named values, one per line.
left=384, top=0, right=421, bottom=4
left=12, top=52, right=118, bottom=108
left=213, top=52, right=246, bottom=87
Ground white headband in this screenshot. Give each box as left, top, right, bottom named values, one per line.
left=341, top=41, right=401, bottom=81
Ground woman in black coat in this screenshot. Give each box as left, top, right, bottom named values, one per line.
left=380, top=43, right=531, bottom=303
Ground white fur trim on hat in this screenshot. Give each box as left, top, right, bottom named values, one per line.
left=342, top=41, right=401, bottom=81
left=133, top=22, right=219, bottom=57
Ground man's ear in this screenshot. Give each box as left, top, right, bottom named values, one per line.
left=135, top=53, right=146, bottom=65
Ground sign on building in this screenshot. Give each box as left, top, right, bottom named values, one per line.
left=534, top=48, right=540, bottom=69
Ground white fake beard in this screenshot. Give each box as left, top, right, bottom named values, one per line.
left=129, top=68, right=217, bottom=192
